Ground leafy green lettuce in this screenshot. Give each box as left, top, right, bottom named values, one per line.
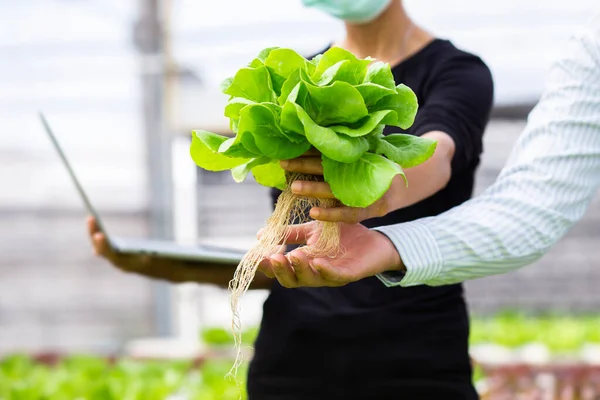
left=190, top=46, right=436, bottom=208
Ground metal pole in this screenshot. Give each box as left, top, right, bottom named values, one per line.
left=161, top=0, right=208, bottom=341
left=133, top=0, right=174, bottom=337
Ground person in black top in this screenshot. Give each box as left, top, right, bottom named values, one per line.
left=87, top=0, right=493, bottom=398
left=253, top=1, right=494, bottom=399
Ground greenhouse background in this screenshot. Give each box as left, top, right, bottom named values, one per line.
left=1, top=0, right=600, bottom=398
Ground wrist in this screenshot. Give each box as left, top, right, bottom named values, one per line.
left=387, top=175, right=408, bottom=214
left=374, top=230, right=406, bottom=274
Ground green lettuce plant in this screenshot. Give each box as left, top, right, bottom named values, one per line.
left=188, top=46, right=436, bottom=378
left=190, top=46, right=435, bottom=207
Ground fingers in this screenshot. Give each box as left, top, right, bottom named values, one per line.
left=290, top=181, right=335, bottom=199
left=258, top=258, right=275, bottom=279
left=91, top=231, right=110, bottom=257
left=87, top=217, right=99, bottom=252
left=269, top=250, right=324, bottom=288
left=308, top=196, right=390, bottom=224
left=288, top=251, right=320, bottom=285
left=311, top=257, right=349, bottom=286
left=87, top=216, right=98, bottom=236
left=310, top=206, right=371, bottom=224
left=264, top=246, right=354, bottom=288
left=270, top=253, right=297, bottom=288
left=91, top=232, right=122, bottom=264
left=280, top=156, right=323, bottom=175
left=88, top=216, right=113, bottom=258
left=89, top=228, right=140, bottom=272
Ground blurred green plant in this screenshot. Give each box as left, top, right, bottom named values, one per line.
left=200, top=327, right=235, bottom=346
left=200, top=312, right=600, bottom=353
left=469, top=311, right=600, bottom=352
left=0, top=355, right=247, bottom=400
left=184, top=360, right=248, bottom=400
left=2, top=314, right=599, bottom=399
left=200, top=327, right=259, bottom=347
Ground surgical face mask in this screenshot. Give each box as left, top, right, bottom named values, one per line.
left=302, top=0, right=392, bottom=24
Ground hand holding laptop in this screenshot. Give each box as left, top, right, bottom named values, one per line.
left=87, top=216, right=273, bottom=289
left=87, top=216, right=209, bottom=284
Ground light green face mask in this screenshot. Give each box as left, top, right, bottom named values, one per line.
left=302, top=0, right=392, bottom=24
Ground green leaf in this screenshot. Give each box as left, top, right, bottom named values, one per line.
left=278, top=68, right=315, bottom=106
left=238, top=103, right=311, bottom=159
left=223, top=66, right=277, bottom=103
left=261, top=103, right=306, bottom=143
left=280, top=99, right=305, bottom=136
left=315, top=60, right=368, bottom=86
left=191, top=130, right=226, bottom=155
left=224, top=97, right=254, bottom=132
left=227, top=96, right=303, bottom=143
left=239, top=130, right=262, bottom=155
left=265, top=48, right=315, bottom=95
left=312, top=47, right=371, bottom=86
left=323, top=153, right=406, bottom=207
left=218, top=137, right=259, bottom=158
left=220, top=101, right=266, bottom=156
left=252, top=160, right=287, bottom=190
left=190, top=131, right=251, bottom=171
left=224, top=97, right=254, bottom=119
left=219, top=77, right=233, bottom=93
left=301, top=80, right=368, bottom=126
left=309, top=53, right=323, bottom=66
left=282, top=71, right=369, bottom=130
left=364, top=61, right=396, bottom=89
left=371, top=84, right=419, bottom=129
left=231, top=157, right=270, bottom=183
left=312, top=47, right=354, bottom=77
left=293, top=103, right=368, bottom=163
left=257, top=46, right=280, bottom=62
left=248, top=58, right=264, bottom=68
left=251, top=132, right=310, bottom=160
left=355, top=83, right=396, bottom=109
left=278, top=69, right=302, bottom=105
left=331, top=110, right=398, bottom=137
left=280, top=82, right=309, bottom=136
left=366, top=125, right=386, bottom=151
left=376, top=134, right=437, bottom=168
left=230, top=117, right=240, bottom=134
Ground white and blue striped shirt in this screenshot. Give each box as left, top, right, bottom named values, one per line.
left=375, top=15, right=600, bottom=287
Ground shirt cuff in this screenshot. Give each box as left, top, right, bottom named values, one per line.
left=372, top=220, right=445, bottom=287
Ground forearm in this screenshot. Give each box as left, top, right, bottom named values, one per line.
left=378, top=149, right=600, bottom=287
left=376, top=25, right=600, bottom=287
left=388, top=131, right=454, bottom=211
left=149, top=259, right=273, bottom=290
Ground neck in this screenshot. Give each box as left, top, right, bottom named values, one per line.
left=338, top=1, right=430, bottom=65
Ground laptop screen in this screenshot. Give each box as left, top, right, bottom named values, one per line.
left=39, top=112, right=112, bottom=240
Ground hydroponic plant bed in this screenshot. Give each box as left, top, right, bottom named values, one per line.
left=0, top=354, right=247, bottom=400
left=2, top=313, right=599, bottom=399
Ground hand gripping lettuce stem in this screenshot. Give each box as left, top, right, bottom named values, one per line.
left=189, top=46, right=437, bottom=383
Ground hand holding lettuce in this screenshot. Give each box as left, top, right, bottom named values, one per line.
left=189, top=46, right=436, bottom=377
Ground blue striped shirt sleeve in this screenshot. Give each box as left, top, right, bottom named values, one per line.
left=373, top=16, right=600, bottom=287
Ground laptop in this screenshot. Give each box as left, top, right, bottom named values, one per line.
left=39, top=112, right=247, bottom=266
